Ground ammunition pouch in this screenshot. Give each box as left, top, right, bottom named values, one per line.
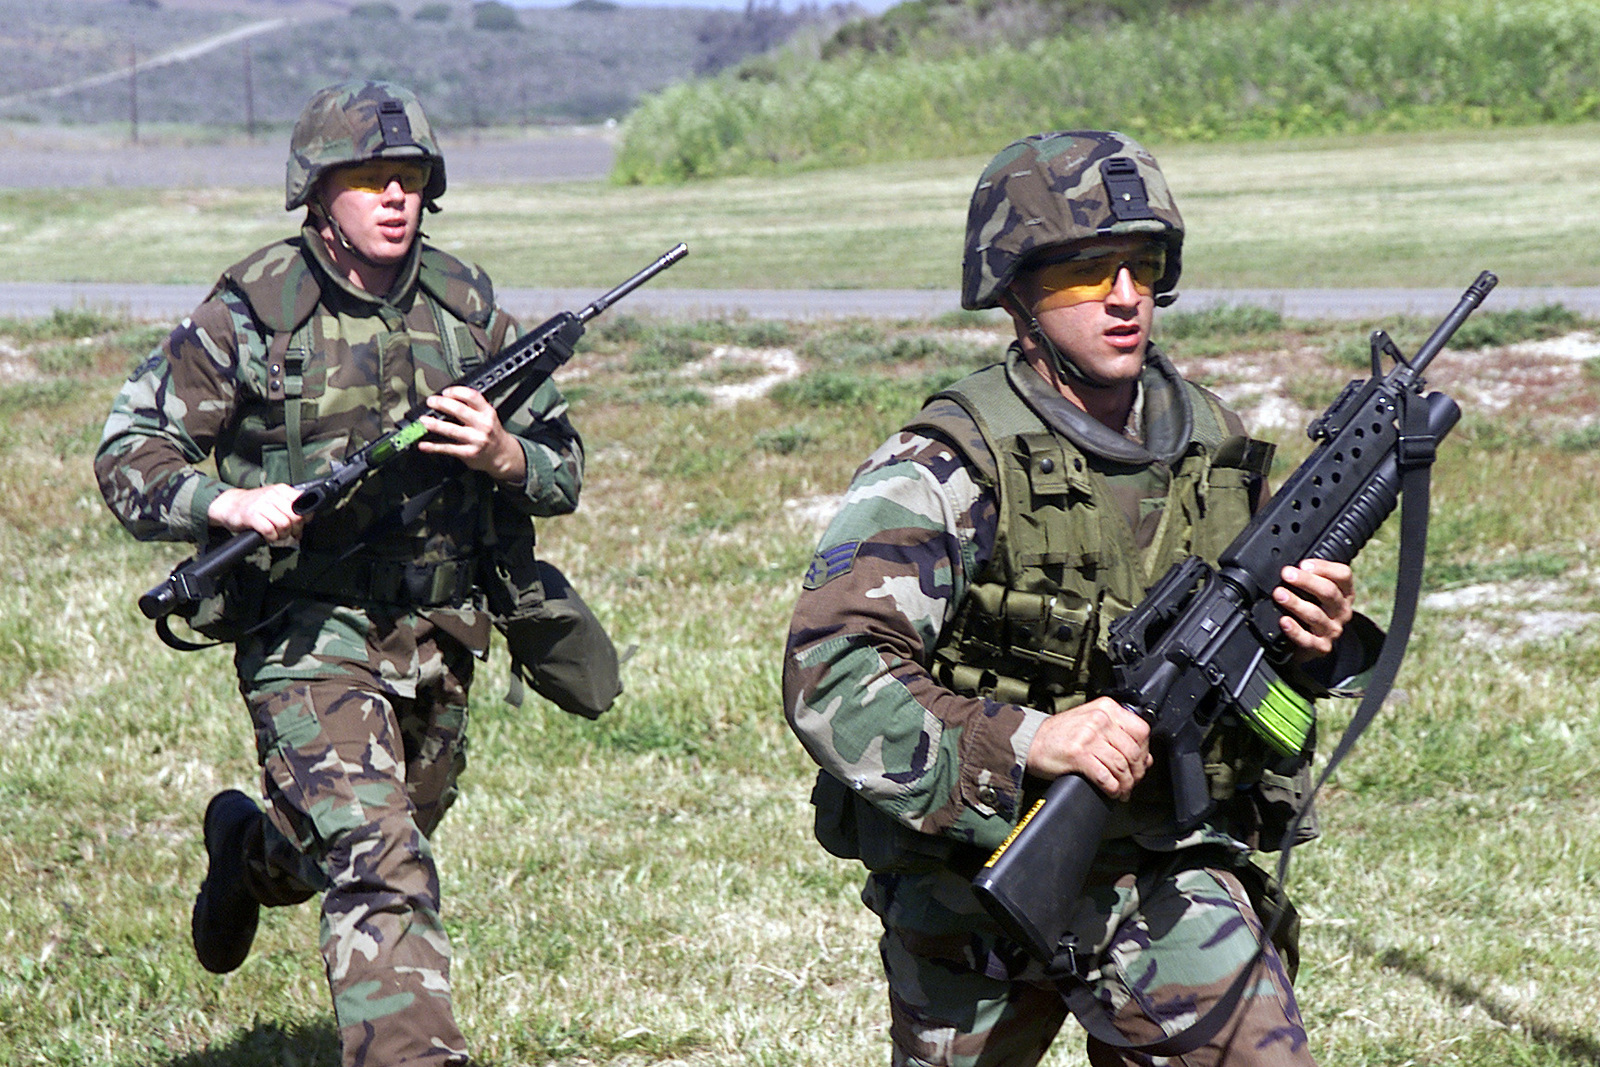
left=1201, top=719, right=1319, bottom=850
left=482, top=508, right=621, bottom=720
left=275, top=552, right=478, bottom=608
left=1250, top=760, right=1320, bottom=851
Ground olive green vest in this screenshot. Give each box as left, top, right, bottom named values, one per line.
left=214, top=232, right=503, bottom=488
left=908, top=358, right=1272, bottom=715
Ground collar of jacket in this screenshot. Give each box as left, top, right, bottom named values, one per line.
left=1004, top=342, right=1195, bottom=468
left=299, top=221, right=424, bottom=311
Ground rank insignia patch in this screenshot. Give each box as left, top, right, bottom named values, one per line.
left=803, top=541, right=862, bottom=590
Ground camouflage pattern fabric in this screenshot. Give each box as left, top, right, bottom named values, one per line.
left=961, top=131, right=1183, bottom=311
left=785, top=347, right=1250, bottom=857
left=236, top=611, right=474, bottom=1067
left=286, top=80, right=447, bottom=211
left=783, top=346, right=1312, bottom=1063
left=96, top=227, right=582, bottom=557
left=96, top=222, right=582, bottom=1067
left=867, top=841, right=1311, bottom=1067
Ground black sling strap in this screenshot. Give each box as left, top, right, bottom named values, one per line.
left=1054, top=400, right=1439, bottom=1056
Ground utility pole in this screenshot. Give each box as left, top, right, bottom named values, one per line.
left=244, top=39, right=256, bottom=140
left=129, top=38, right=139, bottom=144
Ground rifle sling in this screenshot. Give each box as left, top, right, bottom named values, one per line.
left=1054, top=442, right=1435, bottom=1056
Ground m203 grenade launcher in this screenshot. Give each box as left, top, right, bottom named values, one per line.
left=972, top=271, right=1498, bottom=965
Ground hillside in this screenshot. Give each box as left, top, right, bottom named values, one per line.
left=614, top=0, right=1600, bottom=181
left=0, top=0, right=832, bottom=128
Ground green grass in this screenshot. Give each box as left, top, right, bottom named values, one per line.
left=5, top=298, right=1600, bottom=1065
left=6, top=124, right=1600, bottom=293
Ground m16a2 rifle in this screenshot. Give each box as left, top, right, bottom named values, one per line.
left=138, top=243, right=688, bottom=631
left=972, top=271, right=1498, bottom=969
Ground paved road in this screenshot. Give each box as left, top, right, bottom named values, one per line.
left=0, top=132, right=617, bottom=190
left=3, top=281, right=1597, bottom=322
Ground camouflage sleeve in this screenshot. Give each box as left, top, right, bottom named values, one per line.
left=783, top=431, right=1050, bottom=852
left=94, top=297, right=249, bottom=542
left=490, top=307, right=584, bottom=517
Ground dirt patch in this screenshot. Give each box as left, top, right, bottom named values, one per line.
left=1183, top=332, right=1600, bottom=439
left=682, top=345, right=803, bottom=407
left=1422, top=576, right=1600, bottom=651
left=0, top=340, right=39, bottom=384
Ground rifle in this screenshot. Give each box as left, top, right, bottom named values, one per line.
left=138, top=242, right=689, bottom=625
left=971, top=271, right=1497, bottom=966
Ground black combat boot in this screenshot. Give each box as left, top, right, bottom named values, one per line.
left=191, top=789, right=262, bottom=974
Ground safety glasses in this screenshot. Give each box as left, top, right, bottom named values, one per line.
left=1030, top=243, right=1166, bottom=312
left=335, top=161, right=433, bottom=195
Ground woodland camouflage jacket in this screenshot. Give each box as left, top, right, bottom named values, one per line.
left=784, top=346, right=1327, bottom=860
left=96, top=227, right=582, bottom=585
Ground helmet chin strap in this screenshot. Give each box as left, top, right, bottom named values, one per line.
left=1000, top=288, right=1118, bottom=391
left=309, top=201, right=394, bottom=271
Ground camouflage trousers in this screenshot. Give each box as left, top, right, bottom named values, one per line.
left=864, top=842, right=1312, bottom=1067
left=235, top=605, right=478, bottom=1067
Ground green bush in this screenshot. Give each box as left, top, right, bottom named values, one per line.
left=472, top=0, right=521, bottom=31
left=616, top=0, right=1600, bottom=183
left=413, top=2, right=452, bottom=21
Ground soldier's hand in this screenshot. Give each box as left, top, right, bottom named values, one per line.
left=418, top=386, right=527, bottom=483
left=1025, top=696, right=1152, bottom=800
left=1276, top=558, right=1355, bottom=662
left=208, top=484, right=305, bottom=545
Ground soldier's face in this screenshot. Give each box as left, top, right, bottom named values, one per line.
left=321, top=161, right=426, bottom=266
left=1011, top=236, right=1157, bottom=391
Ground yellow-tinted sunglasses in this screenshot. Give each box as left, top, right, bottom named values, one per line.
left=1030, top=245, right=1166, bottom=312
left=335, top=161, right=432, bottom=195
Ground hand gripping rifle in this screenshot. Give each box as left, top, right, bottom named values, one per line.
left=138, top=242, right=688, bottom=627
left=971, top=272, right=1497, bottom=990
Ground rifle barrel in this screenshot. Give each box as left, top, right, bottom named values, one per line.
left=1407, top=270, right=1497, bottom=379
left=579, top=243, right=688, bottom=323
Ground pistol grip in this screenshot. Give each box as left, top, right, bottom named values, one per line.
left=1169, top=746, right=1214, bottom=829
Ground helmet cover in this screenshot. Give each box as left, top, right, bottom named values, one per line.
left=285, top=80, right=447, bottom=211
left=961, top=130, right=1183, bottom=310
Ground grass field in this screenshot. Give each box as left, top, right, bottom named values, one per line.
left=5, top=123, right=1600, bottom=1065
left=2, top=293, right=1599, bottom=1066
left=4, top=124, right=1600, bottom=291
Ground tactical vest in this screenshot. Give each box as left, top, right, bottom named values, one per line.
left=206, top=232, right=510, bottom=608
left=190, top=234, right=622, bottom=720
left=213, top=230, right=504, bottom=490
left=909, top=359, right=1271, bottom=717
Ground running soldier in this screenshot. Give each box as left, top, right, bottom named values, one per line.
left=96, top=81, right=584, bottom=1067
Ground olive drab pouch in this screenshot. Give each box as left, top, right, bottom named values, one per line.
left=482, top=507, right=622, bottom=720
left=809, top=770, right=961, bottom=874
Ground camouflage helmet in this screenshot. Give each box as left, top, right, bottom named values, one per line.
left=961, top=130, right=1183, bottom=311
left=285, top=80, right=447, bottom=212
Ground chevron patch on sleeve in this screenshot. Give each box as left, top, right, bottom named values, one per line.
left=803, top=541, right=862, bottom=590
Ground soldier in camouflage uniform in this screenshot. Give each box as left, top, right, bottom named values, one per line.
left=95, top=81, right=583, bottom=1067
left=784, top=131, right=1382, bottom=1065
